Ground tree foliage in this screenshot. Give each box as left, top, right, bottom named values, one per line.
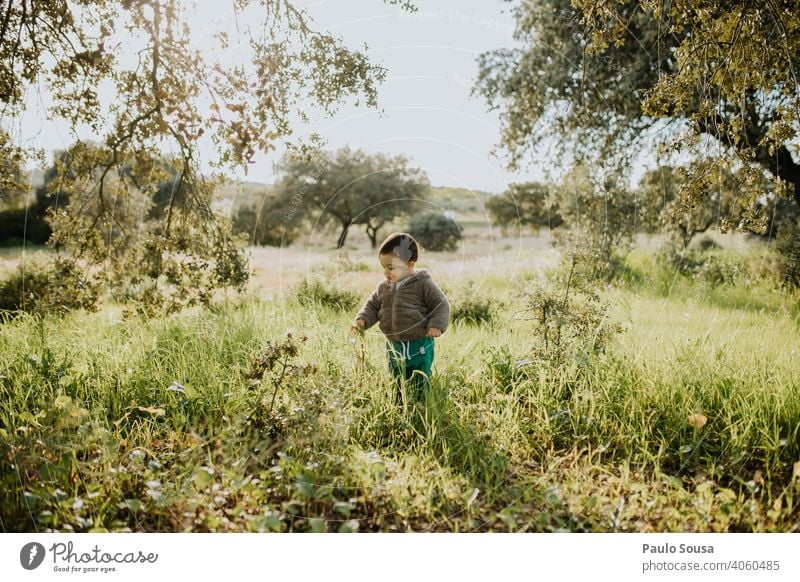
left=408, top=212, right=462, bottom=252
left=635, top=162, right=776, bottom=247
left=0, top=0, right=405, bottom=309
left=0, top=130, right=27, bottom=208
left=486, top=181, right=563, bottom=234
left=273, top=147, right=429, bottom=248
left=0, top=257, right=98, bottom=316
left=477, top=0, right=800, bottom=225
left=0, top=130, right=49, bottom=243
left=233, top=185, right=305, bottom=247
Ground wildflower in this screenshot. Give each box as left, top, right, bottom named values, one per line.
left=687, top=413, right=707, bottom=429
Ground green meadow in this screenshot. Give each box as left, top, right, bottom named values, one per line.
left=1, top=237, right=799, bottom=532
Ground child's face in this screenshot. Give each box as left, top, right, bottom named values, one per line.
left=379, top=253, right=415, bottom=282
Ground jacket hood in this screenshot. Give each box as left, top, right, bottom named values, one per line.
left=388, top=269, right=430, bottom=289
left=406, top=269, right=430, bottom=282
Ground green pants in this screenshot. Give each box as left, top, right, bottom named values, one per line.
left=387, top=337, right=434, bottom=403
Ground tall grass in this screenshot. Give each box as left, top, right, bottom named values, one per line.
left=0, top=250, right=799, bottom=532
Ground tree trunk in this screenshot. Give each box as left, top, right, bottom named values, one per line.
left=365, top=219, right=384, bottom=248
left=754, top=144, right=800, bottom=207
left=337, top=223, right=350, bottom=248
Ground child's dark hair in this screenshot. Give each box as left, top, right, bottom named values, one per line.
left=379, top=232, right=419, bottom=263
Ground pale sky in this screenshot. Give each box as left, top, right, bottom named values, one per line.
left=200, top=0, right=552, bottom=192
left=16, top=0, right=564, bottom=193
left=270, top=0, right=541, bottom=193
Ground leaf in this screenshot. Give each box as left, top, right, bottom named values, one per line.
left=338, top=519, right=359, bottom=533
left=231, top=475, right=252, bottom=491
left=136, top=406, right=165, bottom=416
left=262, top=512, right=283, bottom=532
left=193, top=467, right=214, bottom=489
left=308, top=518, right=327, bottom=533
left=333, top=501, right=354, bottom=517
left=497, top=512, right=517, bottom=529
left=294, top=475, right=315, bottom=499
left=147, top=489, right=165, bottom=503
left=113, top=412, right=131, bottom=428
left=793, top=461, right=800, bottom=479
left=19, top=410, right=45, bottom=427
left=282, top=501, right=301, bottom=516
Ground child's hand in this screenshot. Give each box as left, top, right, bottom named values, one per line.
left=426, top=327, right=442, bottom=338
left=351, top=320, right=366, bottom=335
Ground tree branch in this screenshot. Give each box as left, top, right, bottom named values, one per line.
left=150, top=0, right=160, bottom=111
left=0, top=0, right=14, bottom=50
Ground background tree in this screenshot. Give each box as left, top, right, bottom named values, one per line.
left=476, top=0, right=800, bottom=244
left=0, top=0, right=408, bottom=309
left=34, top=147, right=82, bottom=215
left=408, top=212, right=462, bottom=252
left=233, top=185, right=305, bottom=247
left=124, top=157, right=188, bottom=222
left=486, top=181, right=563, bottom=234
left=635, top=163, right=776, bottom=247
left=0, top=131, right=35, bottom=241
left=0, top=131, right=49, bottom=243
left=554, top=166, right=638, bottom=281
left=273, top=147, right=429, bottom=249
left=0, top=130, right=26, bottom=209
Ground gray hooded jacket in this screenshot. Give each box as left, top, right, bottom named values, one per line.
left=354, top=269, right=450, bottom=341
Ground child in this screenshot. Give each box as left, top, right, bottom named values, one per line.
left=351, top=232, right=450, bottom=402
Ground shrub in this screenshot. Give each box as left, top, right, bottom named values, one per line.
left=0, top=257, right=99, bottom=317
left=658, top=245, right=750, bottom=287
left=0, top=207, right=51, bottom=244
left=486, top=182, right=563, bottom=235
left=450, top=281, right=500, bottom=324
left=294, top=277, right=358, bottom=311
left=696, top=236, right=721, bottom=251
left=515, top=275, right=622, bottom=365
left=330, top=252, right=371, bottom=273
left=774, top=219, right=800, bottom=287
left=407, top=212, right=462, bottom=252
left=233, top=200, right=301, bottom=247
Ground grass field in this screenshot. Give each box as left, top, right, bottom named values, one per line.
left=1, top=235, right=799, bottom=532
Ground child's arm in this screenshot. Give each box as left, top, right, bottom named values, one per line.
left=353, top=283, right=382, bottom=331
left=423, top=279, right=450, bottom=336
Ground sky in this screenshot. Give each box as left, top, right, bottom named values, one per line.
left=269, top=0, right=538, bottom=193
left=200, top=0, right=556, bottom=192
left=15, top=0, right=563, bottom=193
